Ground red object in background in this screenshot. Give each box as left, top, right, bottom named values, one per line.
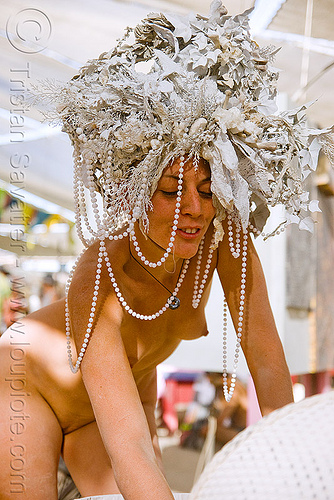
left=292, top=371, right=333, bottom=396
left=161, top=373, right=197, bottom=433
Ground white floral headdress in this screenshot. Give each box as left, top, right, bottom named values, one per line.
left=43, top=0, right=334, bottom=246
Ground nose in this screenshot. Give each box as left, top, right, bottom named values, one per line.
left=180, top=188, right=202, bottom=218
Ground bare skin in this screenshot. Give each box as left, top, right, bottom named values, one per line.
left=0, top=158, right=293, bottom=499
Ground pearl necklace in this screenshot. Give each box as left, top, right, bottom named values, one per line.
left=73, top=146, right=126, bottom=247
left=227, top=213, right=241, bottom=258
left=105, top=236, right=190, bottom=319
left=73, top=148, right=94, bottom=247
left=222, top=224, right=248, bottom=402
left=65, top=238, right=190, bottom=373
left=248, top=220, right=287, bottom=238
left=65, top=213, right=249, bottom=405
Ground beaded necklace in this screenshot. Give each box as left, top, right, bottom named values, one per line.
left=65, top=228, right=247, bottom=402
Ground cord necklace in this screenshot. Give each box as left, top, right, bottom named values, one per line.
left=129, top=244, right=184, bottom=309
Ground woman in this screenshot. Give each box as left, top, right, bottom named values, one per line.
left=0, top=156, right=293, bottom=500
left=0, top=2, right=332, bottom=499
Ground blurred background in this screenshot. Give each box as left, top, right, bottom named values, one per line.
left=1, top=0, right=334, bottom=493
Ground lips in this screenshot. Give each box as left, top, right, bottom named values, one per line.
left=177, top=227, right=201, bottom=238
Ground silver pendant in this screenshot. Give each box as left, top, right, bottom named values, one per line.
left=168, top=296, right=180, bottom=310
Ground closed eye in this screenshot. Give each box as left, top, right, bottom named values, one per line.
left=199, top=191, right=212, bottom=198
left=160, top=190, right=212, bottom=198
left=160, top=190, right=178, bottom=197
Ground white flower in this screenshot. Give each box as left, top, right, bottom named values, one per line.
left=189, top=118, right=208, bottom=137
left=299, top=216, right=315, bottom=232
left=213, top=107, right=246, bottom=134
left=194, top=33, right=208, bottom=51
left=308, top=200, right=321, bottom=212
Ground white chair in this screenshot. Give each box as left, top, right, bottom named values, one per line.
left=190, top=391, right=334, bottom=500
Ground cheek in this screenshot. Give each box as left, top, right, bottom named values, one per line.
left=150, top=196, right=176, bottom=218
left=147, top=200, right=175, bottom=232
left=205, top=201, right=216, bottom=221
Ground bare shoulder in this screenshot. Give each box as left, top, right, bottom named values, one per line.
left=67, top=240, right=110, bottom=324
left=67, top=239, right=126, bottom=347
left=70, top=240, right=103, bottom=295
left=69, top=237, right=128, bottom=299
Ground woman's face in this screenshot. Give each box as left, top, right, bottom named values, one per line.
left=147, top=157, right=216, bottom=260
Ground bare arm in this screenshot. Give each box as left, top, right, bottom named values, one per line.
left=137, top=369, right=164, bottom=471
left=217, top=225, right=293, bottom=415
left=68, top=247, right=173, bottom=500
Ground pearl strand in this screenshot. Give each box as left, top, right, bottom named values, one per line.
left=73, top=149, right=119, bottom=246
left=73, top=150, right=108, bottom=246
left=73, top=150, right=94, bottom=246
left=64, top=230, right=134, bottom=372
left=102, top=239, right=190, bottom=320
left=87, top=164, right=105, bottom=235
left=78, top=176, right=98, bottom=237
left=227, top=214, right=241, bottom=258
left=129, top=157, right=185, bottom=268
left=66, top=242, right=104, bottom=373
left=192, top=234, right=216, bottom=309
left=248, top=221, right=287, bottom=238
left=64, top=245, right=98, bottom=374
left=222, top=229, right=248, bottom=402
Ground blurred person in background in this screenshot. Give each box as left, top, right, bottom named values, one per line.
left=181, top=373, right=246, bottom=450
left=40, top=273, right=62, bottom=307
left=207, top=373, right=247, bottom=449
left=180, top=373, right=216, bottom=449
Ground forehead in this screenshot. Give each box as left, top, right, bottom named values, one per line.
left=161, top=157, right=211, bottom=179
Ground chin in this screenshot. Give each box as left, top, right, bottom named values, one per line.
left=175, top=242, right=201, bottom=260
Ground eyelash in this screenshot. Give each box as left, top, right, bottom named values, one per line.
left=161, top=190, right=212, bottom=198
